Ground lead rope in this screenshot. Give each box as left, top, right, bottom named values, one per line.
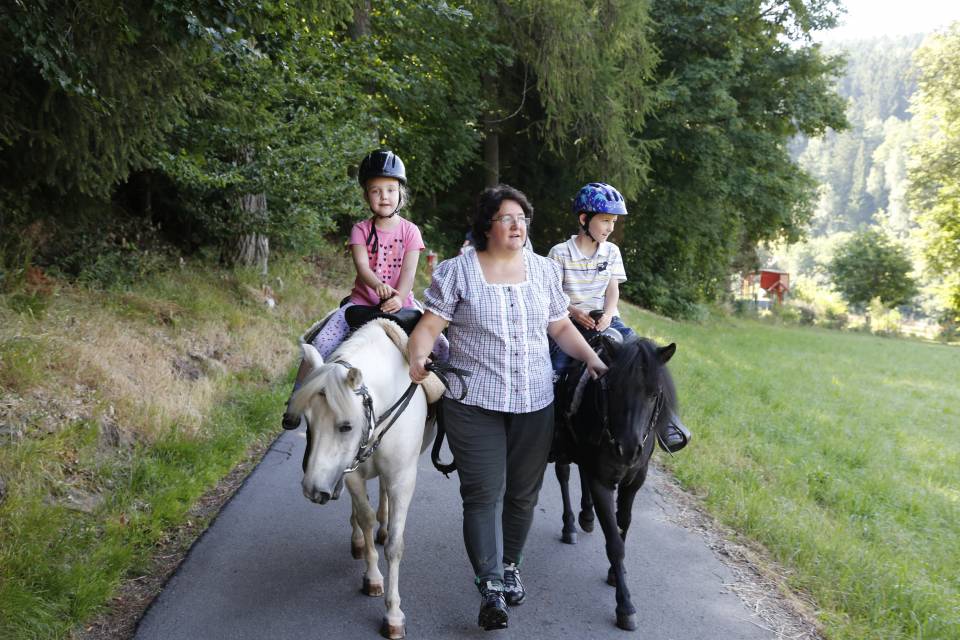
left=428, top=361, right=472, bottom=477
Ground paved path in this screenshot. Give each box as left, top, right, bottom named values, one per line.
left=134, top=429, right=776, bottom=639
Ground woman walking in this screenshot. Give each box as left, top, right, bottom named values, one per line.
left=408, top=184, right=607, bottom=630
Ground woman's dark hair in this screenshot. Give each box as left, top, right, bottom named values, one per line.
left=471, top=184, right=534, bottom=252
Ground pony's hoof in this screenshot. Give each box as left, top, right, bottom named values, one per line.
left=376, top=527, right=388, bottom=546
left=616, top=612, right=638, bottom=631
left=561, top=530, right=578, bottom=545
left=380, top=619, right=405, bottom=639
left=362, top=577, right=384, bottom=597
left=578, top=511, right=595, bottom=532
left=351, top=542, right=364, bottom=559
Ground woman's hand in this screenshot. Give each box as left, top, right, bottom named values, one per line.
left=409, top=355, right=431, bottom=383
left=595, top=312, right=612, bottom=332
left=376, top=282, right=398, bottom=301
left=586, top=355, right=609, bottom=379
left=380, top=295, right=402, bottom=313
left=569, top=307, right=595, bottom=330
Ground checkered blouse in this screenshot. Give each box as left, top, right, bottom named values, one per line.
left=423, top=248, right=570, bottom=413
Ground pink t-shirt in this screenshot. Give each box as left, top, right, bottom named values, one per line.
left=348, top=217, right=425, bottom=307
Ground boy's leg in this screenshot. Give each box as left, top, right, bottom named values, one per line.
left=549, top=336, right=573, bottom=380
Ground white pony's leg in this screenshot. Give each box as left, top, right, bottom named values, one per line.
left=350, top=500, right=364, bottom=560
left=345, top=473, right=383, bottom=596
left=376, top=476, right=389, bottom=546
left=380, top=465, right=417, bottom=640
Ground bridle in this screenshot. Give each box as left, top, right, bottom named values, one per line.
left=328, top=359, right=469, bottom=474
left=564, top=353, right=664, bottom=458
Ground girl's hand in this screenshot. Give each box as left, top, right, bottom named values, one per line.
left=570, top=307, right=595, bottom=330
left=586, top=355, right=609, bottom=380
left=376, top=282, right=397, bottom=300
left=380, top=295, right=402, bottom=314
left=596, top=312, right=613, bottom=332
left=409, top=355, right=431, bottom=383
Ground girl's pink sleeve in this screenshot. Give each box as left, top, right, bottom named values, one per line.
left=349, top=220, right=370, bottom=247
left=404, top=221, right=426, bottom=253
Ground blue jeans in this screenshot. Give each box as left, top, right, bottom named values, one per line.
left=550, top=316, right=634, bottom=375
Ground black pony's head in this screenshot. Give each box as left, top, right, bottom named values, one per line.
left=590, top=335, right=677, bottom=475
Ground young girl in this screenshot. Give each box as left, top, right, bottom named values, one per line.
left=307, top=149, right=425, bottom=357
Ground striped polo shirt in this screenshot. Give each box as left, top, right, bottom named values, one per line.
left=547, top=236, right=627, bottom=315
left=423, top=248, right=569, bottom=413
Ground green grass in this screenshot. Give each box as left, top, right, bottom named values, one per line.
left=0, top=380, right=285, bottom=639
left=621, top=307, right=960, bottom=640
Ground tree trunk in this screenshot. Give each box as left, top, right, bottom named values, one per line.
left=224, top=230, right=269, bottom=276
left=483, top=74, right=500, bottom=187
left=222, top=147, right=269, bottom=275
left=349, top=0, right=371, bottom=39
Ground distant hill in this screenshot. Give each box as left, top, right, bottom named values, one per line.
left=792, top=34, right=926, bottom=237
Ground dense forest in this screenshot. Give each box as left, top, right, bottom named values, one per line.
left=1, top=2, right=957, bottom=322
left=792, top=34, right=923, bottom=236
left=777, top=27, right=960, bottom=328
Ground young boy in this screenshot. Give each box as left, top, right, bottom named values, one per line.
left=548, top=182, right=690, bottom=452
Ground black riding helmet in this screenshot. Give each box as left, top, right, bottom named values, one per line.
left=358, top=149, right=407, bottom=187
left=358, top=149, right=407, bottom=254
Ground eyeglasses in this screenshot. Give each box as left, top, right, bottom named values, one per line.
left=491, top=214, right=530, bottom=227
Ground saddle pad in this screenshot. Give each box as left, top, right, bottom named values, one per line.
left=369, top=318, right=445, bottom=404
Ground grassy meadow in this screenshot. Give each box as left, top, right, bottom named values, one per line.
left=624, top=307, right=959, bottom=640
left=1, top=251, right=957, bottom=639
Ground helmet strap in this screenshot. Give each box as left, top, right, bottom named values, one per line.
left=580, top=213, right=598, bottom=244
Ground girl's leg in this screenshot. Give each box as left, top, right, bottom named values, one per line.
left=441, top=398, right=507, bottom=584
left=431, top=333, right=450, bottom=362
left=502, top=403, right=555, bottom=566
left=309, top=307, right=351, bottom=360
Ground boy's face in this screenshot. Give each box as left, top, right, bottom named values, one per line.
left=581, top=213, right=618, bottom=242
left=365, top=177, right=401, bottom=217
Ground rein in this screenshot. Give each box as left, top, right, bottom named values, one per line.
left=335, top=359, right=469, bottom=473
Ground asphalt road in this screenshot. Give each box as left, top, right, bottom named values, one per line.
left=134, top=428, right=778, bottom=640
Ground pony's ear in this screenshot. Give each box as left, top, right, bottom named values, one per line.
left=302, top=343, right=324, bottom=370
left=657, top=343, right=676, bottom=364
left=345, top=367, right=363, bottom=389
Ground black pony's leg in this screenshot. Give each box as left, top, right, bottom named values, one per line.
left=555, top=463, right=578, bottom=544
left=605, top=463, right=649, bottom=587
left=578, top=466, right=595, bottom=532
left=588, top=477, right=637, bottom=631
left=616, top=463, right=649, bottom=540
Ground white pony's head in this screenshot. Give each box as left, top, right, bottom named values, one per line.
left=288, top=343, right=367, bottom=504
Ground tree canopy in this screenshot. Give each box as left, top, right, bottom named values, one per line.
left=908, top=23, right=960, bottom=321
left=1, top=0, right=849, bottom=315
left=829, top=229, right=917, bottom=309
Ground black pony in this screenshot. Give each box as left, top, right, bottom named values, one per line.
left=552, top=333, right=678, bottom=631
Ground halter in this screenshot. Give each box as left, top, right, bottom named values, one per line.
left=333, top=359, right=469, bottom=474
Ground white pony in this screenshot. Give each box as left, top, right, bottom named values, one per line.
left=287, top=320, right=436, bottom=639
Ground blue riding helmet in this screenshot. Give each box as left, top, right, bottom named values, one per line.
left=572, top=182, right=628, bottom=216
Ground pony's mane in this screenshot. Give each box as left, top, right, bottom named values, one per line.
left=289, top=322, right=395, bottom=421
left=606, top=336, right=678, bottom=417
left=289, top=363, right=360, bottom=421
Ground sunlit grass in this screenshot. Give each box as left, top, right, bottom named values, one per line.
left=623, top=308, right=960, bottom=640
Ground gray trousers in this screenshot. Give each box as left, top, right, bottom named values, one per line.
left=442, top=397, right=555, bottom=584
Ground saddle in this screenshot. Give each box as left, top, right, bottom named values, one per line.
left=344, top=305, right=422, bottom=336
